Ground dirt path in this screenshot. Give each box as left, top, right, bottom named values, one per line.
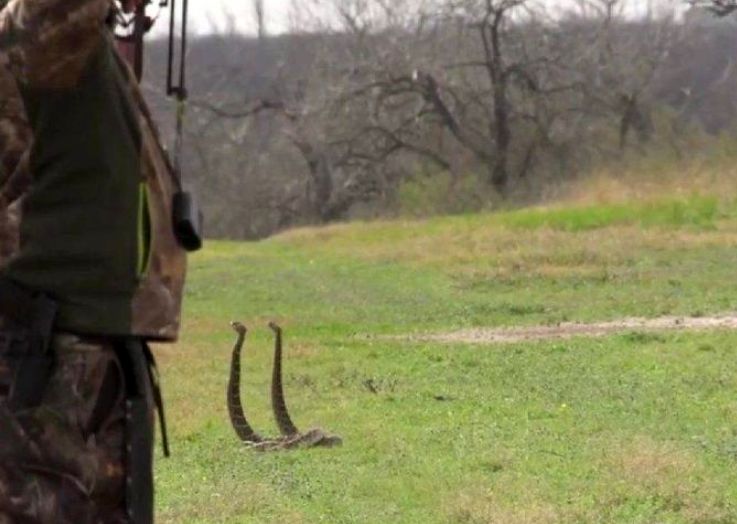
left=407, top=314, right=737, bottom=345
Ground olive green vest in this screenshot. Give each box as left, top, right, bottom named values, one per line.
left=3, top=41, right=149, bottom=336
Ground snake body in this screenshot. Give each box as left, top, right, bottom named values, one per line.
left=227, top=322, right=262, bottom=442
left=227, top=321, right=342, bottom=451
left=269, top=322, right=299, bottom=437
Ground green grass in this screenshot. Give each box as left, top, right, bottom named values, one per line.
left=156, top=199, right=737, bottom=523
left=499, top=195, right=725, bottom=232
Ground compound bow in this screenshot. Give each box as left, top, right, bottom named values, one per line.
left=113, top=0, right=202, bottom=252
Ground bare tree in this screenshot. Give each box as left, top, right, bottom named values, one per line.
left=253, top=0, right=266, bottom=40
left=326, top=0, right=589, bottom=193
left=565, top=1, right=678, bottom=153
left=172, top=0, right=692, bottom=238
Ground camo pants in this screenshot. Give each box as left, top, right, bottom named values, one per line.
left=0, top=203, right=19, bottom=265
left=0, top=332, right=154, bottom=523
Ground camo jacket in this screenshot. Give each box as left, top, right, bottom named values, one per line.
left=0, top=0, right=187, bottom=341
left=0, top=52, right=30, bottom=266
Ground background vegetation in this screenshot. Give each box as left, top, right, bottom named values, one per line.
left=143, top=0, right=737, bottom=239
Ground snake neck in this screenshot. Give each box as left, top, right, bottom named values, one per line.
left=271, top=329, right=300, bottom=437
left=227, top=331, right=262, bottom=442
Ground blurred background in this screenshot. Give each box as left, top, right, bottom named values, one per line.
left=143, top=0, right=736, bottom=239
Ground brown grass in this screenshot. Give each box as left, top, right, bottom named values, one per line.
left=275, top=217, right=737, bottom=278
left=611, top=436, right=699, bottom=486
left=597, top=436, right=733, bottom=523
left=445, top=487, right=562, bottom=524
left=565, top=159, right=737, bottom=207
left=442, top=437, right=734, bottom=524
left=158, top=480, right=306, bottom=524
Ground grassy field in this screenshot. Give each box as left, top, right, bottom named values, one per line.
left=155, top=190, right=737, bottom=523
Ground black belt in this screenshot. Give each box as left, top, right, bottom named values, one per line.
left=117, top=339, right=170, bottom=524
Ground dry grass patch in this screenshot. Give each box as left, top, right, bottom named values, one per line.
left=273, top=218, right=737, bottom=281
left=453, top=226, right=737, bottom=282
left=445, top=486, right=562, bottom=524
left=597, top=436, right=734, bottom=523
left=175, top=316, right=226, bottom=339
left=158, top=480, right=306, bottom=524
left=612, top=437, right=698, bottom=484
left=566, top=164, right=737, bottom=207
left=444, top=481, right=601, bottom=524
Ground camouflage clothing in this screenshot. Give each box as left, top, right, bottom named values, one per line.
left=0, top=52, right=31, bottom=267
left=0, top=0, right=187, bottom=341
left=0, top=66, right=29, bottom=187
left=0, top=332, right=154, bottom=523
left=0, top=0, right=183, bottom=521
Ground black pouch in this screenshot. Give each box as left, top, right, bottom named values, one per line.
left=9, top=355, right=54, bottom=409
left=4, top=292, right=58, bottom=411
left=173, top=190, right=203, bottom=252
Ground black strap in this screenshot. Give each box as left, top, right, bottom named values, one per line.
left=125, top=394, right=154, bottom=524
left=120, top=339, right=155, bottom=524
left=143, top=342, right=170, bottom=457
left=119, top=340, right=170, bottom=524
left=117, top=339, right=169, bottom=458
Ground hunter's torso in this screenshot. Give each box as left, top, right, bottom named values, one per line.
left=2, top=36, right=186, bottom=341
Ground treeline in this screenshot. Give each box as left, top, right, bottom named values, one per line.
left=142, top=2, right=737, bottom=239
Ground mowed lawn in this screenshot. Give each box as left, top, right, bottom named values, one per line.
left=155, top=195, right=737, bottom=523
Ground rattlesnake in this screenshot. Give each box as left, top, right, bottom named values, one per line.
left=227, top=321, right=342, bottom=451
